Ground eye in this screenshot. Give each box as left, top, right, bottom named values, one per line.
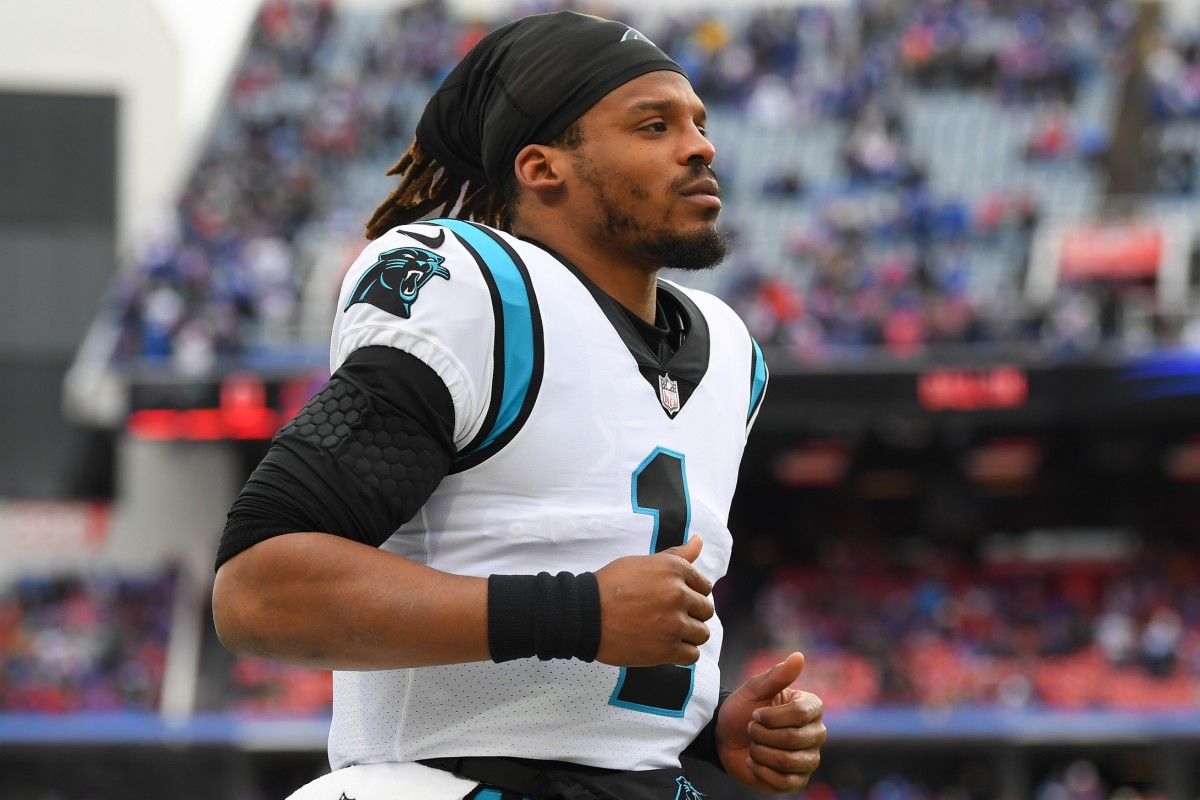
left=639, top=121, right=668, bottom=133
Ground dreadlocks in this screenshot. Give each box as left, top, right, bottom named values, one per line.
left=364, top=120, right=586, bottom=241
left=364, top=139, right=509, bottom=240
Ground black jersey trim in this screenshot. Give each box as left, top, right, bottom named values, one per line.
left=436, top=219, right=544, bottom=472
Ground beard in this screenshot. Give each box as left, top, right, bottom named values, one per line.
left=634, top=222, right=731, bottom=273
left=575, top=160, right=731, bottom=272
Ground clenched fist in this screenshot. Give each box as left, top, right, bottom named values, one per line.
left=717, top=652, right=827, bottom=794
left=593, top=536, right=713, bottom=667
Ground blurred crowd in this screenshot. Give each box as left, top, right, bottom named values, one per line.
left=1147, top=28, right=1200, bottom=122
left=0, top=571, right=174, bottom=712
left=799, top=758, right=1169, bottom=800
left=110, top=0, right=457, bottom=371
left=216, top=656, right=332, bottom=715
left=723, top=186, right=1044, bottom=361
left=20, top=0, right=1200, bottom=721
left=740, top=538, right=1200, bottom=711
left=0, top=538, right=1188, bottom=720
left=5, top=534, right=1196, bottom=718
left=104, top=0, right=1200, bottom=370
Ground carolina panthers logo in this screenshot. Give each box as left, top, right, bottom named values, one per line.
left=676, top=776, right=705, bottom=800
left=345, top=246, right=449, bottom=318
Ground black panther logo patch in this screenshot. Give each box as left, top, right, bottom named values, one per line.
left=345, top=246, right=450, bottom=318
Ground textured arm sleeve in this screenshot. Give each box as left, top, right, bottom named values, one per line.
left=215, top=345, right=456, bottom=570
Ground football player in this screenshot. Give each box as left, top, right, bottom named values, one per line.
left=213, top=11, right=825, bottom=799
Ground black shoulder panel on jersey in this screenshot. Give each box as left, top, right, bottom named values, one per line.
left=215, top=346, right=455, bottom=570
left=432, top=219, right=544, bottom=474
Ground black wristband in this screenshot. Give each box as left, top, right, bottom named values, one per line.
left=487, top=571, right=601, bottom=663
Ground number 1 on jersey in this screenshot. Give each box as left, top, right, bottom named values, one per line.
left=609, top=447, right=695, bottom=717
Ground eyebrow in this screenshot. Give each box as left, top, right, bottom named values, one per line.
left=626, top=98, right=707, bottom=123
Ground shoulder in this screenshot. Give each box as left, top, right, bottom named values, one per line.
left=352, top=220, right=554, bottom=295
left=371, top=219, right=550, bottom=268
left=337, top=221, right=526, bottom=327
left=663, top=278, right=769, bottom=427
left=332, top=221, right=549, bottom=450
left=662, top=278, right=751, bottom=339
left=334, top=219, right=552, bottom=351
left=331, top=223, right=500, bottom=438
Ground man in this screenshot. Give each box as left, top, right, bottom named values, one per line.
left=212, top=11, right=825, bottom=800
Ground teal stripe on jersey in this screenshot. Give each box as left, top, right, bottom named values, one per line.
left=437, top=219, right=536, bottom=459
left=748, top=338, right=768, bottom=423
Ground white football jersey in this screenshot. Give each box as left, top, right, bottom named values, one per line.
left=326, top=219, right=768, bottom=772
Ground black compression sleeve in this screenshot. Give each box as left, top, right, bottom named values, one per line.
left=215, top=346, right=456, bottom=570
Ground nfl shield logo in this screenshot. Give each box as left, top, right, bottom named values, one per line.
left=658, top=373, right=681, bottom=415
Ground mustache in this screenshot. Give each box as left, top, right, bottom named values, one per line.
left=669, top=164, right=721, bottom=195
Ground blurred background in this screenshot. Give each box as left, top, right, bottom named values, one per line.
left=2, top=0, right=1200, bottom=797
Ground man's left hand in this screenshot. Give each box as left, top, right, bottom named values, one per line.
left=715, top=651, right=826, bottom=794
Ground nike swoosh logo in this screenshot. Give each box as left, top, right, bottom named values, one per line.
left=406, top=227, right=446, bottom=249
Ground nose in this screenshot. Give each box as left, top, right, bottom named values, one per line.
left=682, top=122, right=715, bottom=167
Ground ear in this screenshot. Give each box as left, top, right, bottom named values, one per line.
left=513, top=143, right=566, bottom=196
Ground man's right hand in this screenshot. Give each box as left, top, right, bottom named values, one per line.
left=593, top=535, right=713, bottom=667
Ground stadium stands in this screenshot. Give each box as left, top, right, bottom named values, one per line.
left=11, top=1, right=1200, bottom=797
left=55, top=0, right=1200, bottom=723
left=97, top=0, right=1198, bottom=371
left=0, top=570, right=175, bottom=713
left=739, top=540, right=1200, bottom=712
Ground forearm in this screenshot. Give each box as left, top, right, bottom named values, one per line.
left=212, top=532, right=489, bottom=670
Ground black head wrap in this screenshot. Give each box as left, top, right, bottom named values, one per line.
left=415, top=11, right=687, bottom=192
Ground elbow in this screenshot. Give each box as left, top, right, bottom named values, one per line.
left=212, top=560, right=268, bottom=658
left=211, top=533, right=347, bottom=668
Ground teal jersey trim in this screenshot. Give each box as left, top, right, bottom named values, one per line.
left=436, top=219, right=539, bottom=464
left=748, top=338, right=768, bottom=424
